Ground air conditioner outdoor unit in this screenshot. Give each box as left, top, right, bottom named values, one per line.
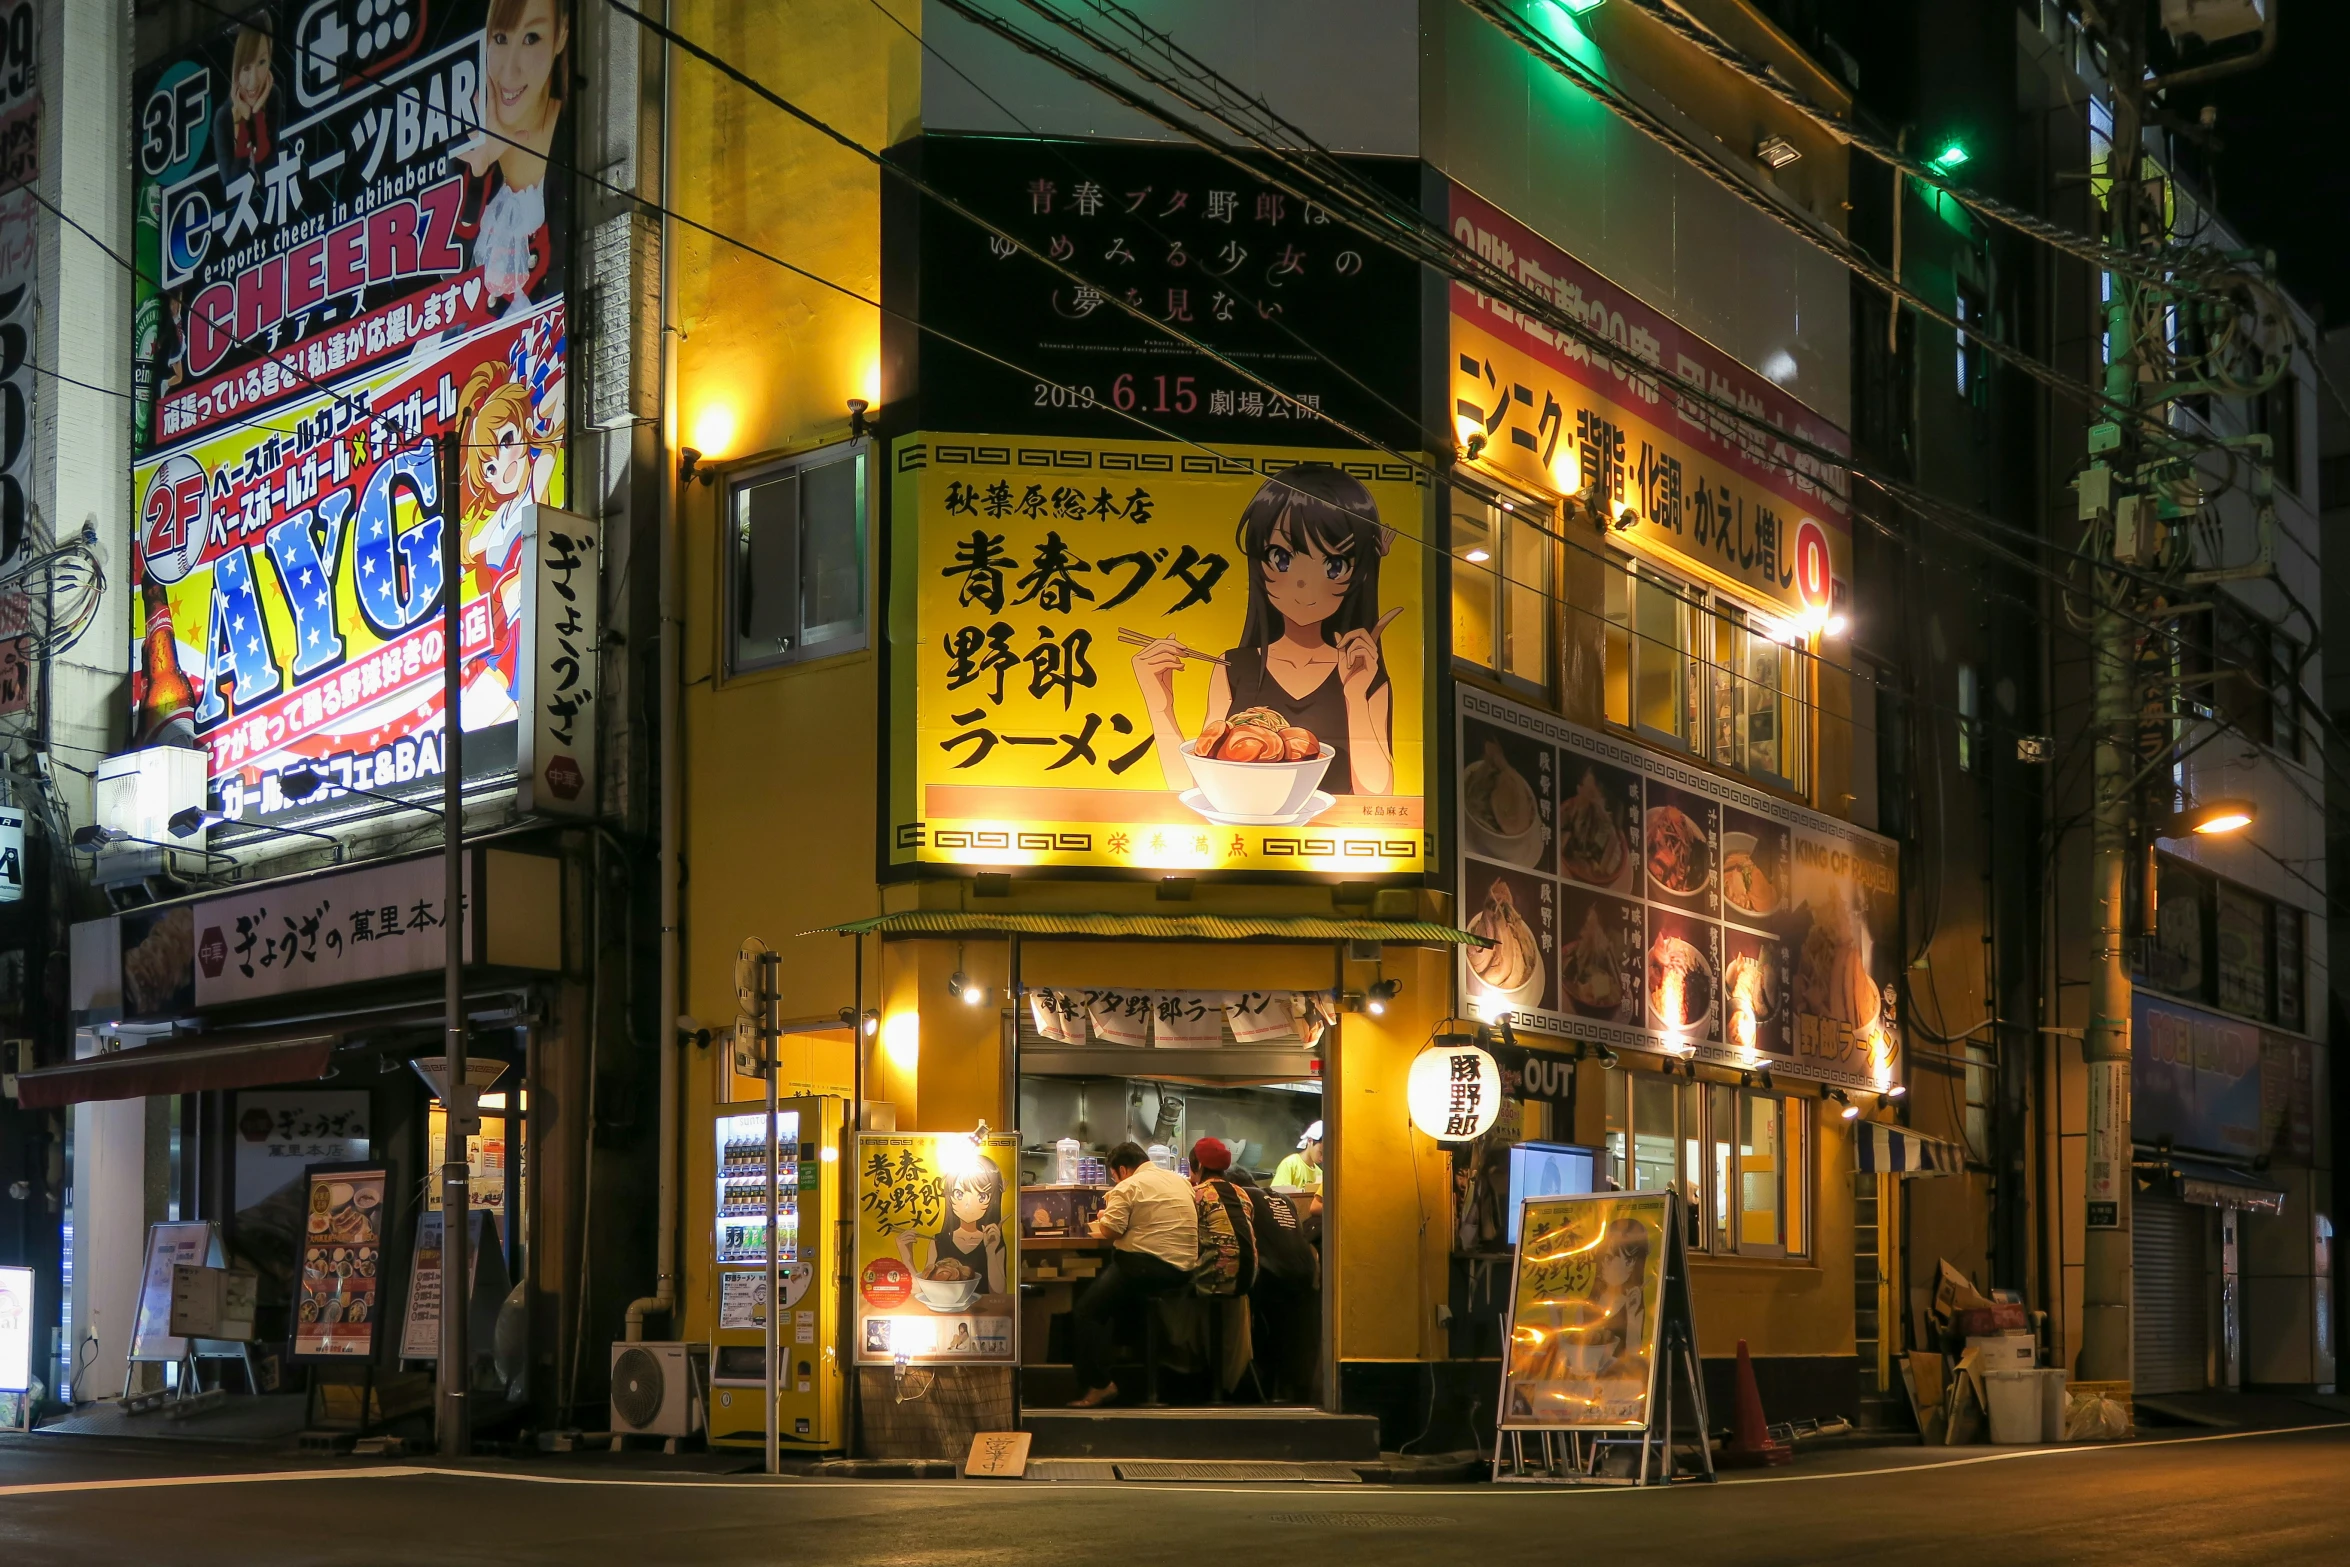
left=2160, top=0, right=2264, bottom=45
left=610, top=1342, right=705, bottom=1438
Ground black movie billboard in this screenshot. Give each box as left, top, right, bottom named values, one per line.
left=896, top=135, right=1422, bottom=450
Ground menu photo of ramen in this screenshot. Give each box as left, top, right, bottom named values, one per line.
left=1641, top=783, right=1720, bottom=917
left=1464, top=860, right=1557, bottom=1016
left=1557, top=759, right=1639, bottom=893
left=1719, top=807, right=1792, bottom=929
left=1644, top=909, right=1722, bottom=1044
left=1462, top=720, right=1555, bottom=874
left=1721, top=927, right=1793, bottom=1057
left=1554, top=885, right=1644, bottom=1024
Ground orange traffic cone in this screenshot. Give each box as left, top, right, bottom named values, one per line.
left=1718, top=1337, right=1792, bottom=1468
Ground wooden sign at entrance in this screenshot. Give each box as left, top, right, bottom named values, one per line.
left=964, top=1430, right=1032, bottom=1478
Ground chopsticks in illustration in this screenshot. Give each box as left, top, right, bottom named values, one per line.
left=1116, top=627, right=1226, bottom=665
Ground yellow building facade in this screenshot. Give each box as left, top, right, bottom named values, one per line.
left=667, top=0, right=1902, bottom=1454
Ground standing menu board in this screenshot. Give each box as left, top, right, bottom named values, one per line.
left=1458, top=686, right=1901, bottom=1090
left=853, top=1133, right=1019, bottom=1365
left=130, top=1222, right=221, bottom=1363
left=399, top=1209, right=508, bottom=1362
left=293, top=1164, right=387, bottom=1359
left=1498, top=1192, right=1672, bottom=1430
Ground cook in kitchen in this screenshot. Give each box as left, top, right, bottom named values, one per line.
left=1132, top=464, right=1398, bottom=796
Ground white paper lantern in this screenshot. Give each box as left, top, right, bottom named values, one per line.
left=1407, top=1041, right=1501, bottom=1141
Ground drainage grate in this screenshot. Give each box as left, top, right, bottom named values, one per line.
left=1112, top=1460, right=1366, bottom=1483
left=1264, top=1512, right=1457, bottom=1528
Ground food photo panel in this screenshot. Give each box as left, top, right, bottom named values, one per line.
left=1721, top=926, right=1794, bottom=1058
left=1554, top=884, right=1645, bottom=1024
left=1464, top=859, right=1558, bottom=1017
left=1644, top=908, right=1723, bottom=1045
left=1640, top=782, right=1720, bottom=918
left=1556, top=755, right=1640, bottom=894
left=1461, top=717, right=1556, bottom=874
left=1718, top=806, right=1793, bottom=929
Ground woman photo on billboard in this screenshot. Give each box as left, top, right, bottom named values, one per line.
left=1131, top=463, right=1398, bottom=798
left=457, top=0, right=573, bottom=311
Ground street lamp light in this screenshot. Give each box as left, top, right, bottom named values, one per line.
left=2160, top=798, right=2255, bottom=838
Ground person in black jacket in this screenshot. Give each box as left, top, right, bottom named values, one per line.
left=1193, top=1138, right=1321, bottom=1402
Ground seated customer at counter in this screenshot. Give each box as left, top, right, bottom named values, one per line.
left=1069, top=1141, right=1200, bottom=1408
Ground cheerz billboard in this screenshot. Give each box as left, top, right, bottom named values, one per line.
left=129, top=0, right=577, bottom=828
left=132, top=0, right=573, bottom=453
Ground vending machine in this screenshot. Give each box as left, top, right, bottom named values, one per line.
left=703, top=1095, right=845, bottom=1451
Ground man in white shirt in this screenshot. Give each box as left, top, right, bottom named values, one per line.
left=1069, top=1141, right=1199, bottom=1407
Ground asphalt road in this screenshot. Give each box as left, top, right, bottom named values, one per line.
left=4, top=1423, right=2346, bottom=1565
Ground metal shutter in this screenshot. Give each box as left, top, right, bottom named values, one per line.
left=2134, top=1194, right=2209, bottom=1394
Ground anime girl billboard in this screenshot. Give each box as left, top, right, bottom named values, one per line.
left=894, top=434, right=1425, bottom=875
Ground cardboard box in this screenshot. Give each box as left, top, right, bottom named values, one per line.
left=1967, top=1332, right=2037, bottom=1369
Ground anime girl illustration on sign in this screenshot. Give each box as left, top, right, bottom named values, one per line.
left=1130, top=464, right=1398, bottom=827
left=456, top=335, right=565, bottom=725
left=1503, top=1203, right=1663, bottom=1428
left=457, top=0, right=573, bottom=312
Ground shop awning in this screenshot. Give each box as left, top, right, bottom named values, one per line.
left=810, top=910, right=1488, bottom=946
left=14, top=1030, right=338, bottom=1109
left=1851, top=1121, right=1966, bottom=1176
left=2140, top=1155, right=2289, bottom=1214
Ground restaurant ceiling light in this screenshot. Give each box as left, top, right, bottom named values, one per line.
left=1756, top=135, right=1801, bottom=169
left=1463, top=547, right=1491, bottom=564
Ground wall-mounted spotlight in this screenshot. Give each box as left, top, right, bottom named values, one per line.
left=1365, top=978, right=1402, bottom=1017
left=169, top=804, right=347, bottom=862
left=848, top=398, right=871, bottom=439
left=949, top=970, right=985, bottom=1006
left=678, top=446, right=714, bottom=487
left=1827, top=1087, right=1861, bottom=1120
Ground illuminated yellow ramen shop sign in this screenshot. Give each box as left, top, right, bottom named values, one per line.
left=888, top=433, right=1428, bottom=873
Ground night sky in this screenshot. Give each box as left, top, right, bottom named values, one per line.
left=2189, top=3, right=2350, bottom=323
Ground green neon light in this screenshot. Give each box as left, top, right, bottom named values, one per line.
left=1560, top=0, right=1605, bottom=11
left=1931, top=141, right=1970, bottom=171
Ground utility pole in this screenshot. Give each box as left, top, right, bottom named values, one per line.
left=2078, top=3, right=2145, bottom=1387
left=437, top=425, right=473, bottom=1456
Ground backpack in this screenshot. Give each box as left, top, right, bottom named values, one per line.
left=1189, top=1178, right=1259, bottom=1297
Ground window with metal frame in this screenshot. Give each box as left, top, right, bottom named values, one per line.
left=1602, top=1069, right=1808, bottom=1258
left=1449, top=481, right=1556, bottom=697
left=1601, top=552, right=1813, bottom=796
left=725, top=440, right=870, bottom=675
